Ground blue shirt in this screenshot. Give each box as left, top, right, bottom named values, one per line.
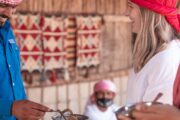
left=0, top=21, right=26, bottom=120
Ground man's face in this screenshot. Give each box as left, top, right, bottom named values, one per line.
left=0, top=3, right=16, bottom=26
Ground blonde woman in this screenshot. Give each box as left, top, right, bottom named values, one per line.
left=117, top=0, right=180, bottom=120
left=125, top=0, right=180, bottom=106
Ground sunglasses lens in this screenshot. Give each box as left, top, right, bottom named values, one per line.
left=51, top=109, right=89, bottom=120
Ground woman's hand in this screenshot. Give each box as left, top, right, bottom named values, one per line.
left=132, top=104, right=180, bottom=120
left=117, top=114, right=132, bottom=120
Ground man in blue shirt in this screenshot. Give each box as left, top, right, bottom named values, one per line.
left=0, top=0, right=51, bottom=120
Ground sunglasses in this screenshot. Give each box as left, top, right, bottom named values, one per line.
left=51, top=109, right=89, bottom=120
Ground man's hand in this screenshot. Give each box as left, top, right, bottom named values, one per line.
left=132, top=104, right=180, bottom=120
left=12, top=100, right=52, bottom=120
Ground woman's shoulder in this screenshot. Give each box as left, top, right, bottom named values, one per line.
left=149, top=40, right=179, bottom=66
left=143, top=40, right=179, bottom=74
left=138, top=40, right=180, bottom=75
left=165, top=40, right=180, bottom=57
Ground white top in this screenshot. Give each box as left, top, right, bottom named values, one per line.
left=126, top=40, right=180, bottom=105
left=84, top=104, right=117, bottom=120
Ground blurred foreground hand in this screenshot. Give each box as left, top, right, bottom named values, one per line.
left=117, top=104, right=180, bottom=120
left=12, top=100, right=52, bottom=120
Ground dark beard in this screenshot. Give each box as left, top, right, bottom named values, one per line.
left=0, top=21, right=5, bottom=26
left=0, top=14, right=9, bottom=26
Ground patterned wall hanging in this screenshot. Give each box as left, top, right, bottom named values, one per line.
left=76, top=16, right=102, bottom=68
left=11, top=14, right=103, bottom=83
left=42, top=16, right=68, bottom=71
left=13, top=14, right=43, bottom=72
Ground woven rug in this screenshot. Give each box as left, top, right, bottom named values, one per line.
left=42, top=16, right=68, bottom=71
left=76, top=16, right=102, bottom=68
left=13, top=14, right=43, bottom=72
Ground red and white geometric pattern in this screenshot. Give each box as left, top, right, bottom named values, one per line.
left=11, top=14, right=103, bottom=82
left=42, top=16, right=68, bottom=70
left=13, top=14, right=43, bottom=72
left=76, top=16, right=102, bottom=67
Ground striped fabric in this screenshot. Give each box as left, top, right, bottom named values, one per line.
left=66, top=16, right=77, bottom=69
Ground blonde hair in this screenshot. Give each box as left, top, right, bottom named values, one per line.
left=133, top=7, right=179, bottom=73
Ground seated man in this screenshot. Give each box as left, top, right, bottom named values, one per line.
left=84, top=80, right=118, bottom=120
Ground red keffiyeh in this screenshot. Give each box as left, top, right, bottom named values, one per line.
left=173, top=64, right=180, bottom=109
left=0, top=0, right=22, bottom=6
left=131, top=0, right=180, bottom=32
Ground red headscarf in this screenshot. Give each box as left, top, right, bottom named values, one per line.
left=131, top=0, right=180, bottom=32
left=173, top=64, right=180, bottom=109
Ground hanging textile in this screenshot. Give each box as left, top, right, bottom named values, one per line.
left=42, top=16, right=68, bottom=71
left=13, top=14, right=43, bottom=72
left=76, top=16, right=102, bottom=68
left=66, top=16, right=77, bottom=69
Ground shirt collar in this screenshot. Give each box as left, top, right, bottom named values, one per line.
left=0, top=20, right=11, bottom=31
